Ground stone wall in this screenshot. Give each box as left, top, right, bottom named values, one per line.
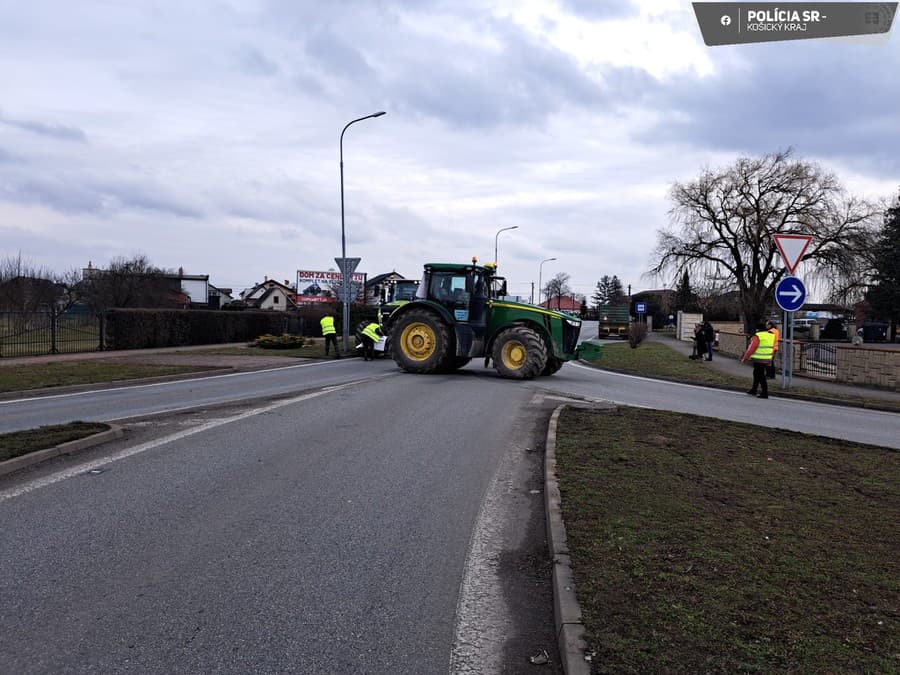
left=716, top=331, right=900, bottom=391
left=836, top=345, right=900, bottom=391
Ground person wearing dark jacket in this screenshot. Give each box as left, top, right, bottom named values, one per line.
left=693, top=323, right=707, bottom=361
left=703, top=321, right=715, bottom=361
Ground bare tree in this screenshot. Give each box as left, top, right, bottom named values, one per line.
left=542, top=272, right=571, bottom=309
left=650, top=149, right=879, bottom=332
left=0, top=252, right=62, bottom=312
left=78, top=254, right=174, bottom=311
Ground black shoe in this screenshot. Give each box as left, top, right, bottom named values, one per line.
left=747, top=390, right=757, bottom=395
left=757, top=394, right=768, bottom=399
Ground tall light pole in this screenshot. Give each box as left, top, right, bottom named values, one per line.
left=494, top=225, right=518, bottom=266
left=538, top=257, right=556, bottom=307
left=339, top=111, right=385, bottom=353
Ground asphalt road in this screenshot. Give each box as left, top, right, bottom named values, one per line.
left=1, top=370, right=559, bottom=674
left=4, top=357, right=899, bottom=448
left=3, top=357, right=898, bottom=674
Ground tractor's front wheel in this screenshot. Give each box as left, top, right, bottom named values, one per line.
left=391, top=309, right=453, bottom=374
left=492, top=326, right=547, bottom=380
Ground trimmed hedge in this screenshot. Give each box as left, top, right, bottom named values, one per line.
left=104, top=306, right=383, bottom=350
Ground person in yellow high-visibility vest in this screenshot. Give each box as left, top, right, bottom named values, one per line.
left=360, top=321, right=383, bottom=361
left=320, top=312, right=339, bottom=358
left=741, top=324, right=776, bottom=398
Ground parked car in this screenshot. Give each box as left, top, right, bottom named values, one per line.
left=861, top=322, right=888, bottom=343
left=792, top=318, right=818, bottom=332
left=821, top=319, right=848, bottom=340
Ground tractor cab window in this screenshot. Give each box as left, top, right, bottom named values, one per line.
left=430, top=272, right=469, bottom=308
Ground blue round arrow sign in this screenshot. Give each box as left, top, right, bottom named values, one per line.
left=775, top=276, right=806, bottom=312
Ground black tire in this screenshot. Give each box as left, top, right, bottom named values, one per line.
left=492, top=326, right=547, bottom=380
left=391, top=309, right=453, bottom=374
left=541, top=356, right=564, bottom=376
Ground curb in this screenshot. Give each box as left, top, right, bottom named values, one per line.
left=0, top=425, right=125, bottom=477
left=545, top=404, right=591, bottom=675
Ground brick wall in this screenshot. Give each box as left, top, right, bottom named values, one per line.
left=836, top=345, right=900, bottom=391
left=717, top=331, right=900, bottom=391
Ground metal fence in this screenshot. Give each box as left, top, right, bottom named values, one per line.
left=799, top=342, right=837, bottom=378
left=0, top=311, right=103, bottom=358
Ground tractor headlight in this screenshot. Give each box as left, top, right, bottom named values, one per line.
left=565, top=318, right=581, bottom=327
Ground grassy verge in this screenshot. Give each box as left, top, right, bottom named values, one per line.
left=583, top=341, right=900, bottom=412
left=0, top=362, right=220, bottom=393
left=556, top=406, right=898, bottom=674
left=0, top=421, right=111, bottom=461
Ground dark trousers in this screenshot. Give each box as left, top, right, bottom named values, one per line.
left=751, top=362, right=769, bottom=396
left=324, top=334, right=338, bottom=355
left=361, top=336, right=375, bottom=360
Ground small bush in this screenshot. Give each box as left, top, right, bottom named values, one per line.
left=251, top=333, right=306, bottom=349
left=628, top=322, right=648, bottom=348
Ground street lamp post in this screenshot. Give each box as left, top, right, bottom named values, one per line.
left=339, top=111, right=386, bottom=353
left=493, top=225, right=518, bottom=266
left=538, top=257, right=557, bottom=306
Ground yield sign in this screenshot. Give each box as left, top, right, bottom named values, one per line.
left=773, top=234, right=813, bottom=275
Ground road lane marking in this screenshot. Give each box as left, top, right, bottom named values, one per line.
left=0, top=381, right=362, bottom=503
left=0, top=358, right=358, bottom=405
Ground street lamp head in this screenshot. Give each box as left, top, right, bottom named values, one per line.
left=372, top=111, right=387, bottom=117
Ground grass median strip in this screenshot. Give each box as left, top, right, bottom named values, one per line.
left=0, top=421, right=111, bottom=461
left=555, top=406, right=898, bottom=673
left=0, top=362, right=220, bottom=393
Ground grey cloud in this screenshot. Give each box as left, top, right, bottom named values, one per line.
left=382, top=18, right=605, bottom=128
left=1, top=172, right=202, bottom=218
left=628, top=41, right=900, bottom=171
left=237, top=45, right=279, bottom=76
left=559, top=0, right=638, bottom=20
left=0, top=114, right=88, bottom=142
left=0, top=147, right=22, bottom=163
left=304, top=26, right=377, bottom=82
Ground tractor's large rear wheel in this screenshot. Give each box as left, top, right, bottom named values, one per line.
left=391, top=309, right=453, bottom=374
left=492, top=326, right=547, bottom=380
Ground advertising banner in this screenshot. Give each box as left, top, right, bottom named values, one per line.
left=296, top=270, right=366, bottom=303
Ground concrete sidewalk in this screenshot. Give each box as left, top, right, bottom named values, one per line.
left=648, top=331, right=900, bottom=405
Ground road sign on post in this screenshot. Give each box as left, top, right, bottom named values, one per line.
left=773, top=234, right=812, bottom=275
left=775, top=276, right=806, bottom=312
left=335, top=257, right=361, bottom=354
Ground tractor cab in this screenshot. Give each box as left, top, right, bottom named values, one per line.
left=421, top=263, right=491, bottom=325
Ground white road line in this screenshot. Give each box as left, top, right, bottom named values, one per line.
left=0, top=359, right=348, bottom=405
left=0, top=382, right=359, bottom=503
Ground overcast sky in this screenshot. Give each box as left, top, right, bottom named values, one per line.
left=1, top=0, right=898, bottom=299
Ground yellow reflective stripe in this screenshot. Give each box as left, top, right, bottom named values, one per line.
left=490, top=301, right=575, bottom=320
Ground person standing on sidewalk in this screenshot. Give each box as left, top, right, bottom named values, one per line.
left=703, top=321, right=715, bottom=361
left=766, top=320, right=780, bottom=379
left=741, top=323, right=776, bottom=398
left=320, top=312, right=340, bottom=358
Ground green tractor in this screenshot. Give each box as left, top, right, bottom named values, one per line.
left=387, top=261, right=582, bottom=379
